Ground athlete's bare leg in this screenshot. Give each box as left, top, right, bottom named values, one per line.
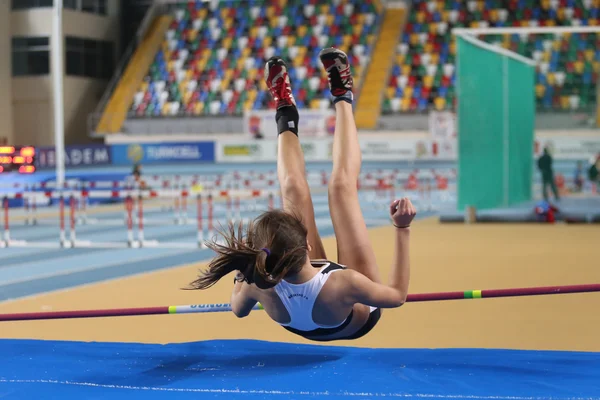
left=265, top=57, right=326, bottom=260
left=319, top=48, right=381, bottom=283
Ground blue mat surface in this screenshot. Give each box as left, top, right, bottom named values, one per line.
left=0, top=339, right=598, bottom=399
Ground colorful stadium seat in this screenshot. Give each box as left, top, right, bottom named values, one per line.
left=130, top=0, right=381, bottom=117
left=384, top=0, right=599, bottom=114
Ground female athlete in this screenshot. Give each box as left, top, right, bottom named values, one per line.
left=189, top=48, right=416, bottom=341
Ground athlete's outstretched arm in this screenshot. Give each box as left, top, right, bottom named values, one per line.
left=231, top=277, right=257, bottom=318
left=346, top=198, right=415, bottom=308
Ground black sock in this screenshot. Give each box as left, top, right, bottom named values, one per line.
left=333, top=90, right=353, bottom=105
left=276, top=106, right=299, bottom=136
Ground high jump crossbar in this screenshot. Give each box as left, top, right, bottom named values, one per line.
left=1, top=284, right=599, bottom=322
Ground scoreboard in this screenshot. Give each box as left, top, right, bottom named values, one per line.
left=0, top=146, right=36, bottom=174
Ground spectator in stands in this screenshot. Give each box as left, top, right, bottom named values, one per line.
left=589, top=154, right=600, bottom=193
left=574, top=161, right=584, bottom=192
left=132, top=163, right=142, bottom=180
left=537, top=146, right=559, bottom=202
left=132, top=163, right=147, bottom=189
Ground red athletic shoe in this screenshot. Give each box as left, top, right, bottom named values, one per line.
left=265, top=56, right=296, bottom=109
left=319, top=47, right=353, bottom=97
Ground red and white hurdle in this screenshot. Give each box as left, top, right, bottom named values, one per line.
left=1, top=189, right=277, bottom=249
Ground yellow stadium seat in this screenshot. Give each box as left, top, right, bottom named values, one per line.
left=401, top=98, right=411, bottom=111
left=357, top=14, right=365, bottom=24
left=593, top=61, right=600, bottom=73
left=542, top=52, right=551, bottom=62
left=552, top=40, right=561, bottom=51
left=402, top=65, right=412, bottom=76
left=167, top=60, right=176, bottom=71
left=310, top=99, right=320, bottom=109
left=249, top=27, right=258, bottom=38
left=441, top=11, right=450, bottom=22
left=424, top=43, right=433, bottom=53
left=423, top=75, right=434, bottom=88
left=404, top=86, right=413, bottom=99
left=297, top=25, right=308, bottom=37
left=520, top=20, right=529, bottom=27
left=320, top=4, right=329, bottom=14
left=589, top=19, right=598, bottom=26
left=546, top=73, right=555, bottom=85
left=343, top=35, right=352, bottom=47
left=416, top=11, right=425, bottom=24
left=278, top=0, right=286, bottom=8
left=535, top=84, right=546, bottom=98
left=541, top=0, right=550, bottom=9
left=449, top=42, right=456, bottom=55
left=546, top=20, right=556, bottom=26
left=353, top=25, right=363, bottom=37
left=248, top=89, right=257, bottom=102
left=222, top=37, right=232, bottom=49
left=327, top=15, right=335, bottom=25
left=430, top=53, right=439, bottom=65
left=140, top=82, right=148, bottom=92
left=270, top=18, right=278, bottom=28
left=203, top=48, right=211, bottom=58
left=259, top=80, right=268, bottom=91
left=162, top=103, right=170, bottom=116
left=247, top=69, right=257, bottom=81
left=557, top=8, right=565, bottom=20
left=574, top=61, right=584, bottom=74
left=263, top=37, right=273, bottom=48
left=198, top=9, right=207, bottom=19
left=386, top=87, right=395, bottom=99
left=220, top=79, right=230, bottom=91
left=196, top=59, right=207, bottom=72
left=183, top=91, right=192, bottom=104
left=560, top=96, right=569, bottom=109
left=288, top=36, right=297, bottom=46
left=220, top=8, right=228, bottom=19
left=266, top=6, right=275, bottom=19
left=396, top=54, right=405, bottom=65
left=188, top=30, right=198, bottom=41
left=339, top=44, right=349, bottom=53
left=244, top=100, right=253, bottom=111
left=242, top=47, right=252, bottom=57
left=410, top=34, right=419, bottom=46
left=489, top=9, right=498, bottom=22
left=434, top=97, right=446, bottom=111
left=429, top=23, right=438, bottom=35
left=194, top=102, right=204, bottom=115
left=583, top=49, right=595, bottom=62
left=293, top=55, right=304, bottom=67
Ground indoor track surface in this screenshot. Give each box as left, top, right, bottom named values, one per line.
left=1, top=161, right=599, bottom=399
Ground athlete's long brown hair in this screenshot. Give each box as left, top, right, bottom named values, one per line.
left=188, top=210, right=309, bottom=290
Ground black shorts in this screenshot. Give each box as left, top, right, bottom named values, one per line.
left=284, top=308, right=381, bottom=342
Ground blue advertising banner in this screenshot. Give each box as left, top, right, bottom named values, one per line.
left=36, top=145, right=112, bottom=169
left=110, top=142, right=215, bottom=165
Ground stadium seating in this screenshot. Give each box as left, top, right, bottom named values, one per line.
left=384, top=0, right=600, bottom=113
left=131, top=0, right=380, bottom=117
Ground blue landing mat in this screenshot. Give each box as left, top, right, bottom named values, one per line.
left=0, top=339, right=599, bottom=399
